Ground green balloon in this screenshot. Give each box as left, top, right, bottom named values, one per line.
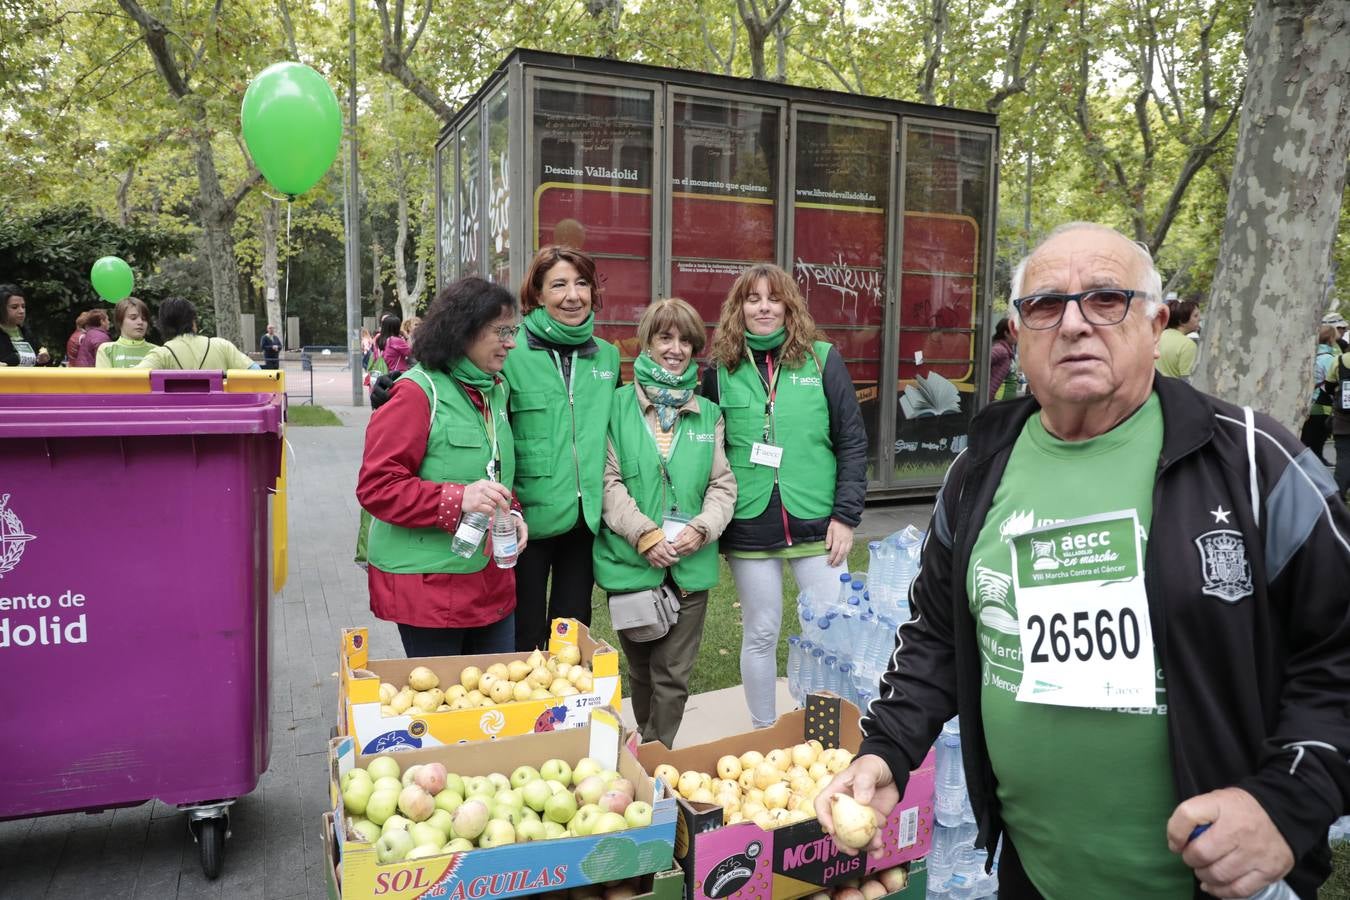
left=90, top=256, right=134, bottom=302
left=241, top=62, right=342, bottom=197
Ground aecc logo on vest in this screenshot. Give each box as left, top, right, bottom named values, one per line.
left=787, top=373, right=821, bottom=387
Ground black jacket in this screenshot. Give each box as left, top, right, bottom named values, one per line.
left=701, top=344, right=867, bottom=549
left=857, top=375, right=1350, bottom=899
left=0, top=323, right=44, bottom=367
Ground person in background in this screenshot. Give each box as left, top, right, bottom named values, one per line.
left=379, top=314, right=412, bottom=375
left=360, top=327, right=374, bottom=370
left=816, top=222, right=1350, bottom=900
left=356, top=278, right=528, bottom=657
left=259, top=324, right=282, bottom=370
left=135, top=298, right=258, bottom=370
left=1300, top=324, right=1341, bottom=465
left=96, top=297, right=157, bottom=368
left=401, top=316, right=421, bottom=341
left=73, top=308, right=110, bottom=367
left=502, top=245, right=620, bottom=652
left=702, top=263, right=868, bottom=729
left=989, top=317, right=1019, bottom=401
left=0, top=284, right=51, bottom=366
left=1155, top=296, right=1199, bottom=379
left=65, top=310, right=90, bottom=365
left=1323, top=348, right=1350, bottom=501
left=1324, top=312, right=1349, bottom=353
left=594, top=298, right=736, bottom=748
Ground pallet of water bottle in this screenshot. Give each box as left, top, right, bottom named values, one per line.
left=636, top=693, right=935, bottom=900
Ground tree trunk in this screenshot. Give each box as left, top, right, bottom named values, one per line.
left=372, top=239, right=384, bottom=311
left=737, top=0, right=793, bottom=80
left=192, top=130, right=248, bottom=347
left=262, top=199, right=282, bottom=331
left=1192, top=0, right=1350, bottom=433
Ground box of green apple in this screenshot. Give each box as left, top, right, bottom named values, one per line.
left=328, top=706, right=677, bottom=900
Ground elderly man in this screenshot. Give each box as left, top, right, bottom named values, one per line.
left=817, top=223, right=1350, bottom=899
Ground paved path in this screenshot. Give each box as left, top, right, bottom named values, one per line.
left=0, top=401, right=930, bottom=899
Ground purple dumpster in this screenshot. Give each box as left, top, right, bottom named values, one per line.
left=0, top=370, right=284, bottom=878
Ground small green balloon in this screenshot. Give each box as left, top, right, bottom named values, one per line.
left=91, top=256, right=134, bottom=302
left=241, top=62, right=342, bottom=197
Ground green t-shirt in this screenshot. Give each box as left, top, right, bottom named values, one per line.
left=1155, top=328, right=1196, bottom=379
left=967, top=392, right=1192, bottom=899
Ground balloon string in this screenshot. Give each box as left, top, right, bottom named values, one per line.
left=284, top=199, right=292, bottom=340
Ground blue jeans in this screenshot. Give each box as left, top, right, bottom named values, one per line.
left=396, top=613, right=515, bottom=658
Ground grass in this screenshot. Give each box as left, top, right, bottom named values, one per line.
left=587, top=544, right=872, bottom=697
left=287, top=404, right=342, bottom=426
left=1330, top=843, right=1350, bottom=899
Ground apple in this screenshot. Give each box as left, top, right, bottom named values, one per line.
left=341, top=768, right=373, bottom=792
left=434, top=788, right=463, bottom=815
left=624, top=800, right=653, bottom=829
left=549, top=677, right=572, bottom=695
left=544, top=790, right=578, bottom=825
left=555, top=644, right=581, bottom=666
left=459, top=666, right=481, bottom=691
left=569, top=804, right=602, bottom=836
left=445, top=837, right=475, bottom=852
left=604, top=886, right=638, bottom=900
left=860, top=880, right=887, bottom=900
left=452, top=799, right=490, bottom=840
left=381, top=814, right=412, bottom=836
left=478, top=818, right=516, bottom=848
left=465, top=690, right=485, bottom=706
left=366, top=756, right=402, bottom=782
left=653, top=764, right=680, bottom=789
left=716, top=755, right=742, bottom=780
left=399, top=785, right=435, bottom=822
left=401, top=765, right=423, bottom=788
left=689, top=788, right=715, bottom=804
left=410, top=821, right=445, bottom=848
left=542, top=820, right=567, bottom=840
left=492, top=803, right=526, bottom=826
left=509, top=765, right=541, bottom=790
left=575, top=774, right=607, bottom=806
left=565, top=666, right=587, bottom=686
left=738, top=770, right=757, bottom=791
left=343, top=779, right=374, bottom=816
left=540, top=758, right=573, bottom=785
left=516, top=818, right=546, bottom=842
left=522, top=779, right=553, bottom=812
left=530, top=688, right=553, bottom=701
left=791, top=742, right=820, bottom=769
left=572, top=757, right=603, bottom=785
left=486, top=772, right=511, bottom=793
left=373, top=775, right=402, bottom=795
left=754, top=762, right=783, bottom=790
left=591, top=811, right=628, bottom=834
left=598, top=789, right=631, bottom=814
left=878, top=866, right=908, bottom=893
left=407, top=844, right=445, bottom=861
left=575, top=672, right=594, bottom=693
left=489, top=679, right=516, bottom=704
left=464, top=776, right=495, bottom=800
left=365, top=789, right=399, bottom=826
left=427, top=808, right=455, bottom=837
left=546, top=780, right=570, bottom=796
left=415, top=762, right=448, bottom=795
left=495, top=788, right=525, bottom=811
left=375, top=829, right=414, bottom=864
left=349, top=817, right=382, bottom=843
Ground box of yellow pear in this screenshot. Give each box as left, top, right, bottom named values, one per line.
left=340, top=618, right=622, bottom=752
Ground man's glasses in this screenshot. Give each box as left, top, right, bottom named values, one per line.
left=1011, top=289, right=1144, bottom=330
left=490, top=324, right=520, bottom=341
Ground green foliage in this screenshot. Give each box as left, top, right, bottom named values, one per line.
left=0, top=204, right=195, bottom=357
left=287, top=404, right=343, bottom=426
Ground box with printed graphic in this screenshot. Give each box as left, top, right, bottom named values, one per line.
left=328, top=708, right=677, bottom=900
left=339, top=618, right=621, bottom=751
left=636, top=694, right=935, bottom=900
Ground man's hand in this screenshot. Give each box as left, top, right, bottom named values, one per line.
left=813, top=754, right=899, bottom=858
left=462, top=479, right=512, bottom=516
left=670, top=525, right=703, bottom=557
left=825, top=518, right=855, bottom=568
left=642, top=539, right=680, bottom=568
left=1166, top=787, right=1294, bottom=898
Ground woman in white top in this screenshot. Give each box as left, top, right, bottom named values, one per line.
left=136, top=298, right=258, bottom=370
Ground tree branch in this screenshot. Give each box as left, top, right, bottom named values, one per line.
left=277, top=0, right=299, bottom=58
left=116, top=0, right=191, bottom=100
left=372, top=0, right=454, bottom=124
left=919, top=0, right=948, bottom=106
left=225, top=169, right=264, bottom=216
left=406, top=0, right=433, bottom=58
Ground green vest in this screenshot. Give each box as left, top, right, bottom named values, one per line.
left=502, top=338, right=619, bottom=539
left=593, top=386, right=722, bottom=593
left=366, top=365, right=515, bottom=575
left=718, top=340, right=836, bottom=521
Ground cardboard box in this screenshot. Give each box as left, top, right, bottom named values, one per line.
left=340, top=618, right=621, bottom=751
left=637, top=694, right=935, bottom=900
left=323, top=810, right=686, bottom=900
left=328, top=708, right=677, bottom=900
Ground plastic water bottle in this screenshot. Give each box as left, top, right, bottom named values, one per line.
left=787, top=636, right=804, bottom=703
left=451, top=509, right=490, bottom=557
left=1246, top=883, right=1299, bottom=900
left=927, top=822, right=969, bottom=889
left=936, top=719, right=968, bottom=827
left=1331, top=816, right=1350, bottom=843
left=809, top=647, right=826, bottom=694
left=943, top=823, right=987, bottom=898
left=797, top=591, right=816, bottom=633
left=491, top=508, right=518, bottom=568
left=836, top=571, right=853, bottom=607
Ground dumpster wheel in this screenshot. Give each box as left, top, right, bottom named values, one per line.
left=191, top=815, right=227, bottom=879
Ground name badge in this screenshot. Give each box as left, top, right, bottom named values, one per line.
left=1008, top=510, right=1156, bottom=709
left=662, top=512, right=691, bottom=543
left=750, top=442, right=783, bottom=468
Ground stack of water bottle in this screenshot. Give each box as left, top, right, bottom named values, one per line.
left=786, top=526, right=924, bottom=709
left=928, top=718, right=998, bottom=899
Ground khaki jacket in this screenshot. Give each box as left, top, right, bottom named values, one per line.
left=601, top=384, right=737, bottom=553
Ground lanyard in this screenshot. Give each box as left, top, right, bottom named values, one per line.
left=457, top=379, right=501, bottom=481
left=643, top=408, right=686, bottom=514
left=748, top=346, right=782, bottom=443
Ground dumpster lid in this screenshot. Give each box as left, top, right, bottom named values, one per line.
left=0, top=382, right=284, bottom=438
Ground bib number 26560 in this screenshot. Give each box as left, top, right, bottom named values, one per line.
left=1026, top=608, right=1141, bottom=664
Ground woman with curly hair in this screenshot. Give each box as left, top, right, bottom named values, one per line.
left=702, top=263, right=867, bottom=728
left=501, top=245, right=620, bottom=652
left=357, top=278, right=528, bottom=657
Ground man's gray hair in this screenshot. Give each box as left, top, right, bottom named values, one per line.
left=1009, top=222, right=1165, bottom=322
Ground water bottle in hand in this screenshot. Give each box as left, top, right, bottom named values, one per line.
left=451, top=509, right=490, bottom=558
left=491, top=507, right=518, bottom=568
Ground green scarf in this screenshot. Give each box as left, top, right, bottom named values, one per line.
left=524, top=308, right=594, bottom=346
left=744, top=327, right=786, bottom=351
left=450, top=357, right=496, bottom=390
left=634, top=352, right=696, bottom=433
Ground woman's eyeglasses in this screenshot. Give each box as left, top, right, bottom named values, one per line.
left=1011, top=289, right=1144, bottom=330
left=490, top=324, right=520, bottom=342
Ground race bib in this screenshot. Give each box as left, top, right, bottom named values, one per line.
left=1009, top=510, right=1156, bottom=709
left=750, top=442, right=783, bottom=468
